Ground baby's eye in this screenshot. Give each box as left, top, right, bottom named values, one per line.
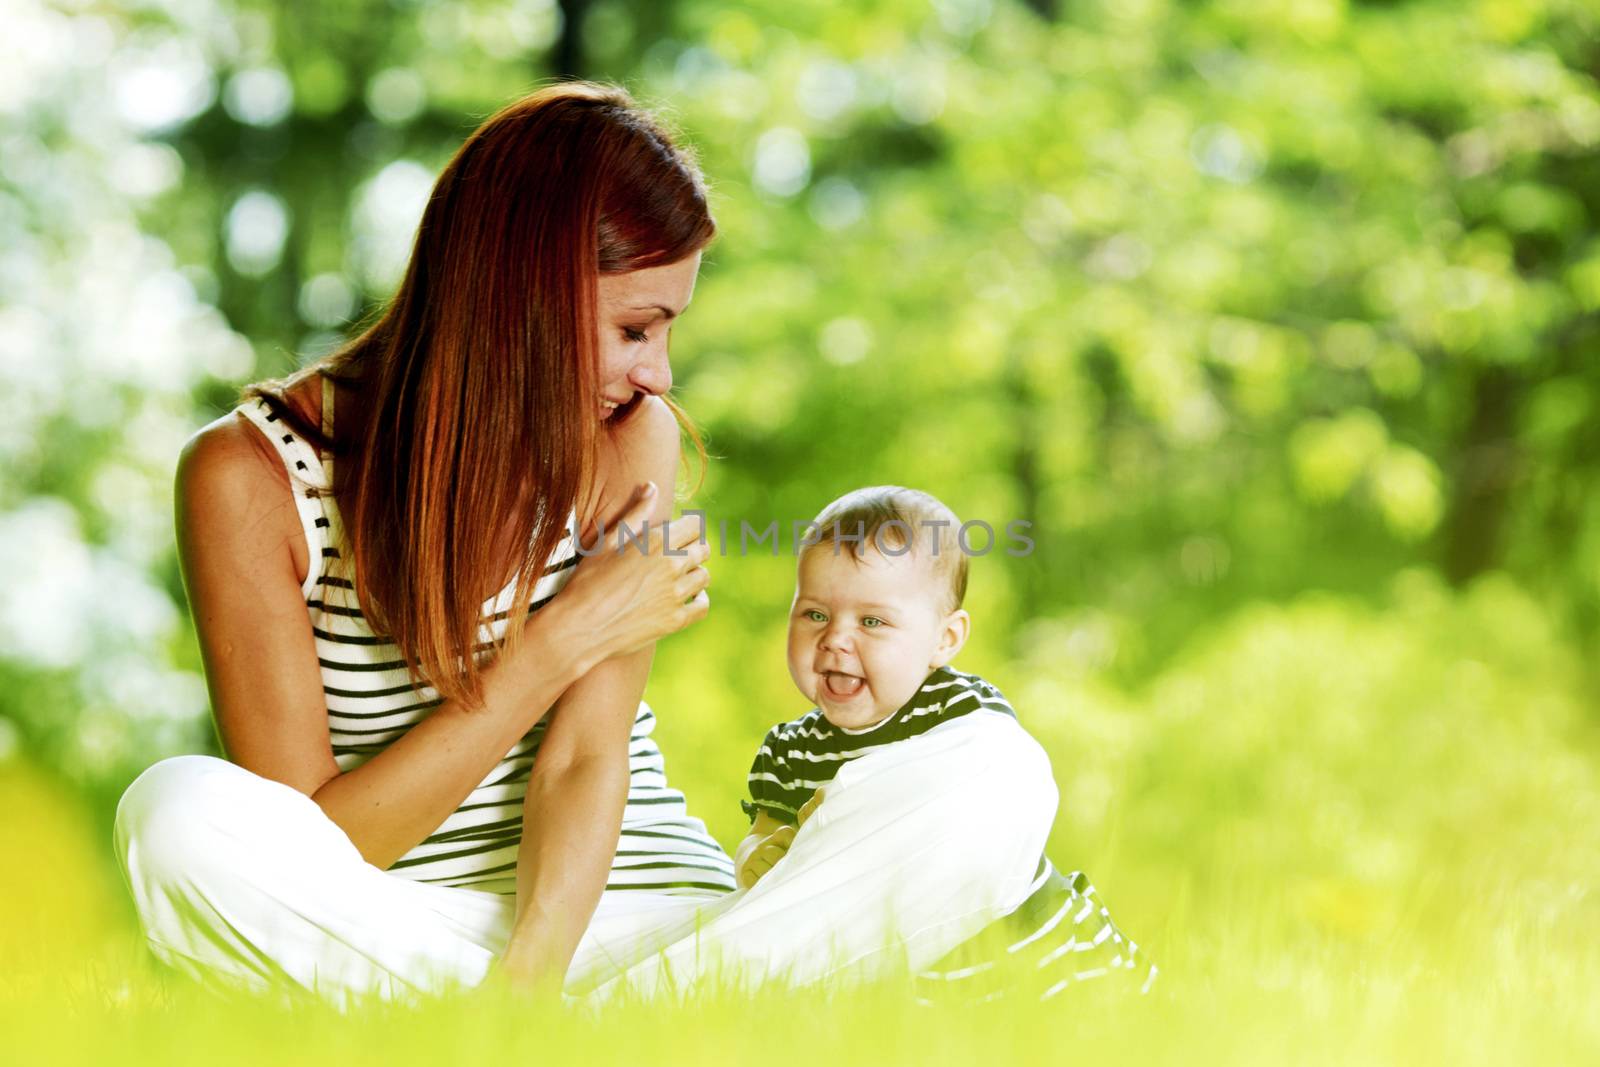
left=804, top=609, right=827, bottom=623
left=623, top=327, right=650, bottom=343
left=862, top=616, right=884, bottom=628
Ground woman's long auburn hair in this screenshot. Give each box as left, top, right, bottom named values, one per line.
left=240, top=82, right=713, bottom=710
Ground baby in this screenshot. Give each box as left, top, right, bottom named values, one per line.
left=733, top=485, right=1156, bottom=1000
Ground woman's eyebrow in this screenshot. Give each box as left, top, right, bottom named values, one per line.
left=629, top=303, right=680, bottom=319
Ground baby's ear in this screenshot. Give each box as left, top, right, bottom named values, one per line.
left=930, top=608, right=971, bottom=668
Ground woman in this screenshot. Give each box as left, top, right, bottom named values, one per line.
left=114, top=82, right=1060, bottom=1006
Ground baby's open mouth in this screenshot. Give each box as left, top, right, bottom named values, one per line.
left=823, top=671, right=865, bottom=699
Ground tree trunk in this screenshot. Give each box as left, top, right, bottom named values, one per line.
left=554, top=0, right=592, bottom=80
left=1439, top=365, right=1520, bottom=584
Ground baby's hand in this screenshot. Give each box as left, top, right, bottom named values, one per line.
left=737, top=823, right=796, bottom=889
left=796, top=789, right=824, bottom=827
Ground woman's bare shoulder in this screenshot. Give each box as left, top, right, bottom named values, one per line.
left=178, top=407, right=287, bottom=501
left=582, top=395, right=684, bottom=534
left=178, top=380, right=322, bottom=513
left=175, top=402, right=309, bottom=584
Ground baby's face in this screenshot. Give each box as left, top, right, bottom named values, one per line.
left=786, top=543, right=961, bottom=731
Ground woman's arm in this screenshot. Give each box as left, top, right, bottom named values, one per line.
left=496, top=396, right=696, bottom=989
left=179, top=389, right=703, bottom=883
left=497, top=645, right=654, bottom=988
left=309, top=622, right=591, bottom=870
left=176, top=414, right=594, bottom=870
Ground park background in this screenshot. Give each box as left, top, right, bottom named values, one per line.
left=2, top=0, right=1597, bottom=1060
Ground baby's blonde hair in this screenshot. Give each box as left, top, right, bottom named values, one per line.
left=800, top=485, right=968, bottom=616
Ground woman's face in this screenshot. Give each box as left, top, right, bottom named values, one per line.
left=595, top=252, right=702, bottom=422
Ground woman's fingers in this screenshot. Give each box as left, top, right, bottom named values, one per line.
left=667, top=537, right=711, bottom=577
left=602, top=491, right=710, bottom=567
left=662, top=517, right=709, bottom=574
left=687, top=537, right=712, bottom=568
left=679, top=589, right=709, bottom=627
left=607, top=481, right=657, bottom=545
left=668, top=512, right=706, bottom=553
left=675, top=564, right=711, bottom=600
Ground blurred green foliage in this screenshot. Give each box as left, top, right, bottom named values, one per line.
left=1, top=0, right=1598, bottom=1052
left=7, top=0, right=1600, bottom=786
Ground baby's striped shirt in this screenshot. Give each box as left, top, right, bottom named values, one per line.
left=743, top=665, right=1016, bottom=825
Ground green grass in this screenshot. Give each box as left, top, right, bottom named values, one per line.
left=4, top=570, right=1596, bottom=1063
left=4, top=906, right=1594, bottom=1065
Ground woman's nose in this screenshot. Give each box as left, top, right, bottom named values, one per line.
left=628, top=343, right=672, bottom=396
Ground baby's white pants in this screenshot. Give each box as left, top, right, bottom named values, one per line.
left=114, top=710, right=1057, bottom=1007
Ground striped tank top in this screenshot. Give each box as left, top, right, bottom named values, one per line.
left=234, top=374, right=737, bottom=896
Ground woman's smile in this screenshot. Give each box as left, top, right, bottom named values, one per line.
left=599, top=391, right=639, bottom=420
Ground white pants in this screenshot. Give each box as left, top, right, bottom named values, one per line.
left=114, top=711, right=1058, bottom=1007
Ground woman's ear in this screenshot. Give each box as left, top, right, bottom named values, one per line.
left=929, top=608, right=971, bottom=669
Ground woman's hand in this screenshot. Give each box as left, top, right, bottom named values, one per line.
left=485, top=933, right=566, bottom=997
left=545, top=480, right=711, bottom=669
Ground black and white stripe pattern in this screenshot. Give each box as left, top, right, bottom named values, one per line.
left=916, top=862, right=1159, bottom=1003
left=744, top=666, right=1157, bottom=999
left=235, top=384, right=736, bottom=897
left=742, top=666, right=1018, bottom=824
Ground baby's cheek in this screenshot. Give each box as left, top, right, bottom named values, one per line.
left=876, top=661, right=920, bottom=705
left=783, top=651, right=809, bottom=695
